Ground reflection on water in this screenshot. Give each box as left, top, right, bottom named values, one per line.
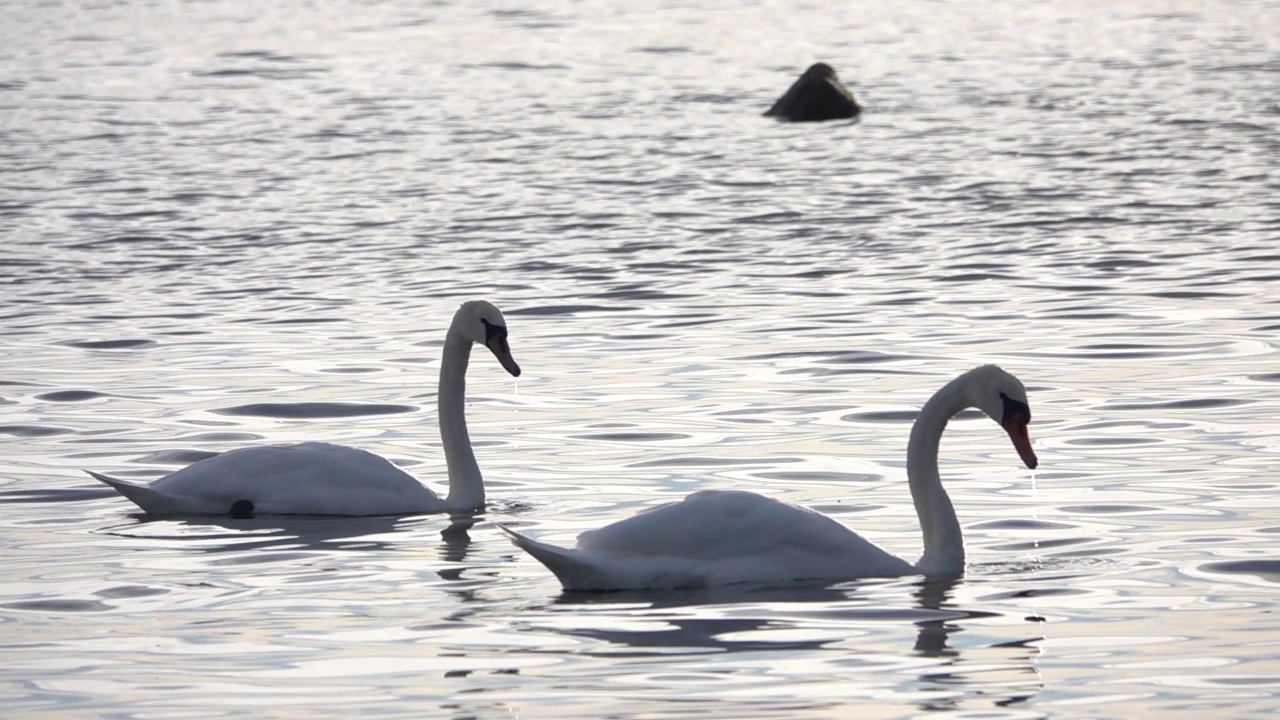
left=2, top=0, right=1279, bottom=716
left=503, top=575, right=1047, bottom=714
left=545, top=577, right=993, bottom=657
left=106, top=514, right=412, bottom=555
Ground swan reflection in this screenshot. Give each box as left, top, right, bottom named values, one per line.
left=528, top=574, right=1043, bottom=713
left=101, top=513, right=415, bottom=554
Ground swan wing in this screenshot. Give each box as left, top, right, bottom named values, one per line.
left=507, top=490, right=914, bottom=591
left=92, top=442, right=443, bottom=516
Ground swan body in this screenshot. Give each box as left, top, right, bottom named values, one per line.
left=500, top=490, right=914, bottom=590
left=88, top=442, right=439, bottom=516
left=503, top=365, right=1038, bottom=591
left=89, top=300, right=521, bottom=517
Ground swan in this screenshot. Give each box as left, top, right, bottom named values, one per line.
left=87, top=300, right=522, bottom=517
left=500, top=365, right=1038, bottom=591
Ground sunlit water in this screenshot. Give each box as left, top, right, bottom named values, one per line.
left=3, top=0, right=1279, bottom=717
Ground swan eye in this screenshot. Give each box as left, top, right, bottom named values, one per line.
left=999, top=392, right=1031, bottom=424
left=480, top=318, right=508, bottom=344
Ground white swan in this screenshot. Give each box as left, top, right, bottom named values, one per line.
left=501, top=365, right=1038, bottom=591
left=88, top=300, right=522, bottom=517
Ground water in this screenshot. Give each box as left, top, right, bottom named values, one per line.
left=2, top=0, right=1279, bottom=716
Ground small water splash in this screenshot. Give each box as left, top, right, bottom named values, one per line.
left=1025, top=465, right=1046, bottom=630
left=1031, top=467, right=1040, bottom=556
left=512, top=377, right=520, bottom=440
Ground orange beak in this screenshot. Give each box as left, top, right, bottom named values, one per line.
left=1002, top=414, right=1038, bottom=469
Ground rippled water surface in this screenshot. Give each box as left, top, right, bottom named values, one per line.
left=3, top=0, right=1280, bottom=717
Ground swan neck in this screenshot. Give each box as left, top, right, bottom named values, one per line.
left=907, top=378, right=969, bottom=575
left=439, top=326, right=483, bottom=508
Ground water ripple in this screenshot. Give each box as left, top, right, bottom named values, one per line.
left=214, top=403, right=416, bottom=419
left=1, top=0, right=1276, bottom=717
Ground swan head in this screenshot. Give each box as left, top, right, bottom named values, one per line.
left=454, top=300, right=521, bottom=377
left=965, top=365, right=1037, bottom=470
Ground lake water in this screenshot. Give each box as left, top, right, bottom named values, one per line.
left=2, top=0, right=1279, bottom=717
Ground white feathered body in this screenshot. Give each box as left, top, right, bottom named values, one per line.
left=91, top=442, right=443, bottom=516
left=504, top=490, right=914, bottom=590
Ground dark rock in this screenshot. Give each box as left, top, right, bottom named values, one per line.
left=764, top=63, right=861, bottom=122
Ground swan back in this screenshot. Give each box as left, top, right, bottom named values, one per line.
left=108, top=442, right=443, bottom=516
left=513, top=490, right=913, bottom=591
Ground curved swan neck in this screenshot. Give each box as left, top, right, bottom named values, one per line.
left=907, top=376, right=971, bottom=576
left=439, top=325, right=484, bottom=508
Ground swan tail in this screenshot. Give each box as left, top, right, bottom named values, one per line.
left=86, top=470, right=175, bottom=515
left=496, top=524, right=616, bottom=591
left=496, top=523, right=706, bottom=591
